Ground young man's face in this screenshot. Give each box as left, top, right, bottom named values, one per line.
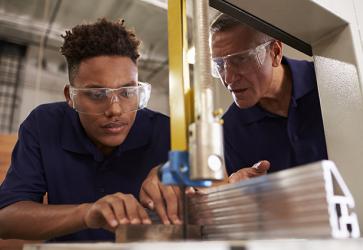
left=211, top=25, right=274, bottom=109
left=65, top=56, right=138, bottom=154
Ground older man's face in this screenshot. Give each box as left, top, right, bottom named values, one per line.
left=211, top=25, right=274, bottom=109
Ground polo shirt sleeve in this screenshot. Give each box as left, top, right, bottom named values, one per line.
left=0, top=112, right=47, bottom=209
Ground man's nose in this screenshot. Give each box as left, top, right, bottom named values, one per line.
left=224, top=62, right=240, bottom=84
left=110, top=94, right=119, bottom=104
left=105, top=94, right=123, bottom=117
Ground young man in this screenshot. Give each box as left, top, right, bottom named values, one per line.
left=210, top=13, right=328, bottom=180
left=0, top=19, right=170, bottom=242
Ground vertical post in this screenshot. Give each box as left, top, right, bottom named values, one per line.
left=167, top=0, right=192, bottom=151
left=189, top=0, right=226, bottom=181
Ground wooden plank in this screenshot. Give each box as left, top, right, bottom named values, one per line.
left=0, top=134, right=17, bottom=183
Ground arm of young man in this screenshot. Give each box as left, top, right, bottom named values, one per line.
left=0, top=192, right=150, bottom=240
left=139, top=161, right=270, bottom=224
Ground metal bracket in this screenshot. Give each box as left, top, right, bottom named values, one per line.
left=159, top=151, right=212, bottom=187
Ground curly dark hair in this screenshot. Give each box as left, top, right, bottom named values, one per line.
left=60, top=18, right=141, bottom=83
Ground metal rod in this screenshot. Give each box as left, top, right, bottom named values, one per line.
left=209, top=0, right=313, bottom=56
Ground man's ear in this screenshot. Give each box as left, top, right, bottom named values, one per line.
left=271, top=40, right=283, bottom=67
left=64, top=84, right=73, bottom=108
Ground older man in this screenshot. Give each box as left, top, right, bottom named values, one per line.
left=210, top=13, right=328, bottom=180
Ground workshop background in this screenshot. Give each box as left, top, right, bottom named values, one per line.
left=0, top=0, right=311, bottom=134
left=1, top=0, right=363, bottom=249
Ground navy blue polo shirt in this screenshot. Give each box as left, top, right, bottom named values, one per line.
left=0, top=102, right=170, bottom=242
left=223, top=57, right=328, bottom=175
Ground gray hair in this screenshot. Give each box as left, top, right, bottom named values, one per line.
left=210, top=13, right=273, bottom=45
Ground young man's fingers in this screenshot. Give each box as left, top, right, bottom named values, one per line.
left=172, top=186, right=183, bottom=223
left=99, top=203, right=119, bottom=229
left=159, top=184, right=181, bottom=224
left=122, top=195, right=140, bottom=224
left=109, top=196, right=128, bottom=224
left=139, top=188, right=155, bottom=210
left=185, top=187, right=196, bottom=195
left=154, top=200, right=171, bottom=224
left=137, top=204, right=152, bottom=224
left=143, top=183, right=170, bottom=224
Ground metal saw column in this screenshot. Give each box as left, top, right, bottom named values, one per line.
left=167, top=0, right=192, bottom=151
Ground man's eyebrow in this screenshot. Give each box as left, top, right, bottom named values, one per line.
left=81, top=82, right=137, bottom=88
left=82, top=83, right=104, bottom=88
left=120, top=82, right=137, bottom=87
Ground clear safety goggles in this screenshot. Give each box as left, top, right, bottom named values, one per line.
left=69, top=82, right=151, bottom=115
left=211, top=40, right=273, bottom=79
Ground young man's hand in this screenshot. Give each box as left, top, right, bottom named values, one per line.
left=83, top=192, right=151, bottom=231
left=228, top=160, right=270, bottom=183
left=139, top=161, right=269, bottom=224
left=139, top=166, right=183, bottom=225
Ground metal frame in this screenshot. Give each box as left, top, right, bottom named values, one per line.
left=210, top=0, right=312, bottom=56
left=167, top=0, right=192, bottom=151
left=210, top=0, right=363, bottom=228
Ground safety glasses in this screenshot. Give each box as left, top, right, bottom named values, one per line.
left=69, top=82, right=151, bottom=115
left=211, top=40, right=273, bottom=79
